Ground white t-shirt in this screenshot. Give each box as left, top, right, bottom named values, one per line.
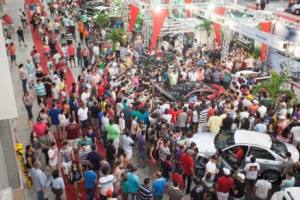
left=48, top=148, right=59, bottom=167
left=98, top=175, right=115, bottom=195
left=291, top=126, right=300, bottom=145
left=81, top=92, right=90, bottom=105
left=78, top=107, right=88, bottom=121
left=206, top=160, right=217, bottom=177
left=244, top=163, right=260, bottom=180
left=192, top=110, right=199, bottom=123
left=255, top=179, right=272, bottom=199
left=122, top=135, right=134, bottom=153
left=162, top=113, right=172, bottom=124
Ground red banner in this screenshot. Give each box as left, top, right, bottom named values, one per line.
left=128, top=4, right=140, bottom=32
left=149, top=9, right=169, bottom=53
left=213, top=7, right=225, bottom=46
left=260, top=21, right=271, bottom=62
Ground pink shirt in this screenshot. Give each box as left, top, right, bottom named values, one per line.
left=33, top=122, right=48, bottom=137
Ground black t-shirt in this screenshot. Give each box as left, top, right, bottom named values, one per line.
left=17, top=29, right=24, bottom=38
left=90, top=105, right=100, bottom=118
left=86, top=151, right=103, bottom=171
left=232, top=180, right=245, bottom=198
left=162, top=160, right=172, bottom=179
left=106, top=144, right=116, bottom=162
left=190, top=184, right=207, bottom=200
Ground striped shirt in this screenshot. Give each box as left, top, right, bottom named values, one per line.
left=35, top=83, right=46, bottom=96
left=199, top=109, right=208, bottom=124
left=66, top=32, right=73, bottom=42
left=137, top=184, right=152, bottom=200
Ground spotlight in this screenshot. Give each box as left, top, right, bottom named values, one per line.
left=154, top=5, right=162, bottom=13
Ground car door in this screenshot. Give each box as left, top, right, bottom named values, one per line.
left=245, top=146, right=281, bottom=173
left=221, top=145, right=249, bottom=170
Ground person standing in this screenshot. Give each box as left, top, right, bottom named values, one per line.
left=256, top=0, right=261, bottom=9
left=84, top=164, right=97, bottom=200
left=127, top=165, right=140, bottom=200
left=232, top=173, right=246, bottom=200
left=244, top=156, right=260, bottom=198
left=122, top=131, right=134, bottom=160
left=215, top=168, right=234, bottom=200
left=30, top=161, right=48, bottom=200
left=23, top=92, right=34, bottom=123
left=137, top=178, right=152, bottom=200
left=166, top=181, right=184, bottom=200
left=16, top=26, right=27, bottom=47
left=190, top=177, right=209, bottom=200
left=48, top=169, right=65, bottom=200
left=255, top=177, right=272, bottom=200
left=48, top=141, right=59, bottom=170
left=60, top=141, right=73, bottom=176
left=152, top=172, right=167, bottom=200
left=180, top=149, right=194, bottom=194
left=35, top=78, right=47, bottom=106
left=98, top=164, right=116, bottom=200
left=8, top=42, right=17, bottom=66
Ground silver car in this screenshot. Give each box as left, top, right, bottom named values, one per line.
left=180, top=130, right=299, bottom=182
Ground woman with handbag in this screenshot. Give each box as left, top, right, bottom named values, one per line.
left=48, top=169, right=65, bottom=200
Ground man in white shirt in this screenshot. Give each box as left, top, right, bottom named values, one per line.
left=98, top=165, right=116, bottom=198
left=81, top=88, right=91, bottom=105
left=161, top=109, right=172, bottom=124
left=244, top=156, right=260, bottom=198
left=255, top=178, right=272, bottom=200
left=78, top=104, right=89, bottom=128
left=48, top=141, right=59, bottom=170
left=205, top=155, right=218, bottom=180
left=122, top=131, right=134, bottom=160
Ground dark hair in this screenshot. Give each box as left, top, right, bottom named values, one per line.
left=173, top=181, right=179, bottom=187
left=143, top=178, right=150, bottom=185
left=50, top=141, right=56, bottom=147
left=101, top=164, right=110, bottom=175
left=25, top=145, right=32, bottom=151
left=250, top=156, right=256, bottom=163
left=52, top=169, right=60, bottom=179
left=91, top=144, right=96, bottom=151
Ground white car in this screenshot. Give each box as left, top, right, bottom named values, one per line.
left=271, top=187, right=300, bottom=200
left=291, top=4, right=300, bottom=15
left=179, top=130, right=299, bottom=182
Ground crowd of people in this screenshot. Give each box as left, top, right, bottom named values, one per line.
left=2, top=0, right=300, bottom=200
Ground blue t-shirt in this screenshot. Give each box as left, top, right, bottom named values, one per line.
left=138, top=112, right=149, bottom=125
left=83, top=170, right=97, bottom=189
left=127, top=172, right=140, bottom=193
left=152, top=178, right=167, bottom=197
left=48, top=108, right=60, bottom=125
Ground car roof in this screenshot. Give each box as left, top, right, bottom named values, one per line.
left=234, top=130, right=272, bottom=148
left=285, top=187, right=300, bottom=199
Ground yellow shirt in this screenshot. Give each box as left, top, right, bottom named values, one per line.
left=208, top=116, right=222, bottom=133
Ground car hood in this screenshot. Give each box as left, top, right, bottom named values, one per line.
left=181, top=132, right=217, bottom=156
left=284, top=143, right=300, bottom=161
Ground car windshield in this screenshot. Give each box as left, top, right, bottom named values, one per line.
left=214, top=131, right=235, bottom=150
left=271, top=138, right=288, bottom=158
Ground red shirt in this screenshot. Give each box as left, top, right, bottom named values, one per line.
left=172, top=173, right=185, bottom=190
left=169, top=108, right=177, bottom=125
left=217, top=176, right=234, bottom=193
left=68, top=45, right=75, bottom=56
left=180, top=153, right=194, bottom=175
left=65, top=123, right=81, bottom=140
left=97, top=84, right=105, bottom=97
left=33, top=122, right=48, bottom=137
left=208, top=107, right=216, bottom=118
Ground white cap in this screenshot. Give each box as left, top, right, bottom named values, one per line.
left=186, top=149, right=194, bottom=155
left=223, top=168, right=231, bottom=176
left=279, top=115, right=286, bottom=120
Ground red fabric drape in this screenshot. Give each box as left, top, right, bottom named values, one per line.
left=213, top=7, right=225, bottom=46
left=128, top=4, right=140, bottom=32
left=260, top=21, right=271, bottom=62
left=149, top=9, right=169, bottom=53
left=185, top=0, right=193, bottom=18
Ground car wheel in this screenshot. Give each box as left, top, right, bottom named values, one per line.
left=262, top=170, right=280, bottom=183
left=295, top=9, right=300, bottom=15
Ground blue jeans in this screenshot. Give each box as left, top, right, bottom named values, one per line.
left=37, top=190, right=45, bottom=200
